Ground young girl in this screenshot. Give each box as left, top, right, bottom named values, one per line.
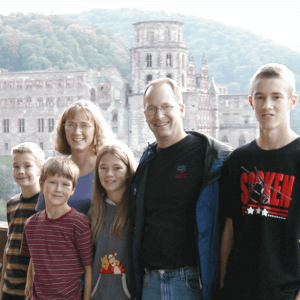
left=90, top=142, right=136, bottom=300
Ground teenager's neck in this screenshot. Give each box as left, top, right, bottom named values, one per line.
left=21, top=182, right=40, bottom=199
left=45, top=204, right=71, bottom=219
left=107, top=190, right=125, bottom=204
left=71, top=150, right=97, bottom=176
left=256, top=127, right=299, bottom=150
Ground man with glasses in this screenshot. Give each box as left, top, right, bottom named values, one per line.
left=128, top=78, right=231, bottom=300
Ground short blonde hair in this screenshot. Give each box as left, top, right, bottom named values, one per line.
left=53, top=100, right=115, bottom=155
left=143, top=78, right=183, bottom=106
left=40, top=157, right=79, bottom=189
left=250, top=63, right=296, bottom=96
left=11, top=142, right=45, bottom=170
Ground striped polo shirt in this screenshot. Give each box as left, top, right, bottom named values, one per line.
left=4, top=192, right=40, bottom=296
left=20, top=208, right=92, bottom=300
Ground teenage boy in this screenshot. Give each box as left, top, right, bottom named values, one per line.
left=0, top=143, right=45, bottom=300
left=220, top=63, right=300, bottom=300
left=20, top=157, right=92, bottom=300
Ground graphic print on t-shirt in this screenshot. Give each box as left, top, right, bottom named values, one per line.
left=100, top=252, right=125, bottom=274
left=240, top=166, right=295, bottom=219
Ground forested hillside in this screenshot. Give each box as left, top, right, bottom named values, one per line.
left=1, top=10, right=300, bottom=132
left=0, top=13, right=130, bottom=79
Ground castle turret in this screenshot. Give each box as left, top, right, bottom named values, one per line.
left=130, top=21, right=188, bottom=94
left=198, top=52, right=209, bottom=93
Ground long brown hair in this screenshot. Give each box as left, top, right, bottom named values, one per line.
left=91, top=142, right=136, bottom=242
left=53, top=100, right=115, bottom=155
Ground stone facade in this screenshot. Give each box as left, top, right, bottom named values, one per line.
left=0, top=20, right=258, bottom=159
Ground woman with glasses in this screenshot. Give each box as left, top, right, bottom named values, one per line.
left=36, top=100, right=115, bottom=215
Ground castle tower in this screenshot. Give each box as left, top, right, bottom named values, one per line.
left=186, top=53, right=196, bottom=91
left=209, top=77, right=219, bottom=139
left=198, top=52, right=209, bottom=93
left=130, top=21, right=189, bottom=93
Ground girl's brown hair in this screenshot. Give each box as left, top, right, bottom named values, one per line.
left=91, top=142, right=136, bottom=242
left=53, top=100, right=115, bottom=155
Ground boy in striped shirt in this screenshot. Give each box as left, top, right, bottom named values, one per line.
left=20, top=157, right=92, bottom=300
left=0, top=142, right=45, bottom=300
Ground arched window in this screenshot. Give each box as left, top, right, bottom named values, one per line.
left=90, top=88, right=95, bottom=101
left=239, top=136, right=246, bottom=146
left=146, top=54, right=152, bottom=68
left=222, top=136, right=228, bottom=143
left=166, top=53, right=172, bottom=67
left=146, top=74, right=153, bottom=85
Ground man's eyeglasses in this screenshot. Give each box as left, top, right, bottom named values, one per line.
left=64, top=123, right=94, bottom=131
left=144, top=104, right=176, bottom=116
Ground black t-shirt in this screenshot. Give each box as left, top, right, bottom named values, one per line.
left=142, top=133, right=206, bottom=270
left=221, top=138, right=300, bottom=300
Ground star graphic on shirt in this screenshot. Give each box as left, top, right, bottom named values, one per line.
left=262, top=208, right=268, bottom=216
left=247, top=207, right=254, bottom=214
left=256, top=207, right=261, bottom=214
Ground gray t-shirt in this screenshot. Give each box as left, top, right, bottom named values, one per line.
left=90, top=199, right=130, bottom=299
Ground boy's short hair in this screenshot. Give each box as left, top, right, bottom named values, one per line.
left=11, top=142, right=45, bottom=170
left=250, top=63, right=296, bottom=96
left=40, top=157, right=79, bottom=189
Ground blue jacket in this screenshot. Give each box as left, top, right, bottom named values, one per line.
left=127, top=132, right=232, bottom=300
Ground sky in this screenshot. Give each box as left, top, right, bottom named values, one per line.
left=2, top=0, right=300, bottom=53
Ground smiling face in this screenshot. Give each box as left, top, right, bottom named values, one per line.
left=65, top=110, right=95, bottom=154
left=12, top=153, right=40, bottom=192
left=249, top=78, right=297, bottom=133
left=98, top=153, right=128, bottom=203
left=144, top=83, right=186, bottom=148
left=42, top=174, right=75, bottom=211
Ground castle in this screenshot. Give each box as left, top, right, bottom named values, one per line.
left=0, top=20, right=258, bottom=158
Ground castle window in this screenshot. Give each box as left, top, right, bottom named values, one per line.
left=40, top=142, right=44, bottom=150
left=66, top=97, right=73, bottom=106
left=19, top=119, right=25, bottom=133
left=9, top=99, right=15, bottom=107
left=38, top=119, right=44, bottom=132
left=3, top=119, right=9, bottom=133
left=8, top=82, right=14, bottom=89
left=182, top=74, right=185, bottom=87
left=90, top=88, right=95, bottom=101
left=166, top=53, right=172, bottom=67
left=146, top=54, right=152, bottom=68
left=36, top=80, right=43, bottom=88
left=115, top=90, right=120, bottom=100
left=5, top=143, right=8, bottom=151
left=225, top=100, right=230, bottom=108
left=147, top=29, right=154, bottom=42
left=165, top=27, right=170, bottom=40
left=112, top=112, right=118, bottom=122
left=37, top=98, right=43, bottom=107
left=57, top=79, right=64, bottom=88
left=77, top=77, right=83, bottom=88
left=239, top=136, right=246, bottom=146
left=166, top=74, right=172, bottom=79
left=66, top=79, right=74, bottom=87
left=16, top=81, right=22, bottom=88
left=48, top=118, right=54, bottom=132
left=26, top=98, right=32, bottom=107
left=146, top=74, right=153, bottom=85
left=222, top=136, right=228, bottom=143
left=57, top=97, right=64, bottom=107
left=46, top=97, right=54, bottom=107
left=17, top=98, right=23, bottom=107
left=25, top=80, right=33, bottom=89
left=136, top=29, right=140, bottom=43
left=46, top=80, right=53, bottom=88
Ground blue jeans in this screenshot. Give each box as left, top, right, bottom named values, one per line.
left=142, top=266, right=202, bottom=300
